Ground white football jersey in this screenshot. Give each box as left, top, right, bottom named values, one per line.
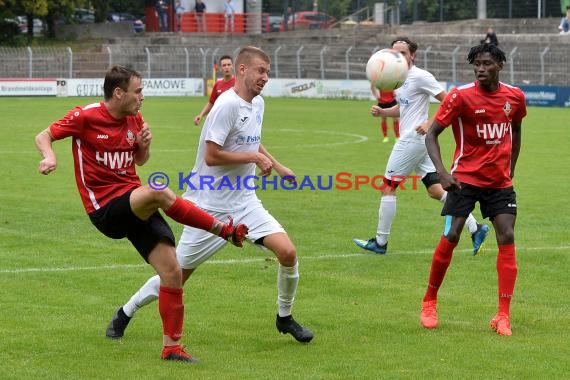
left=183, top=88, right=264, bottom=212
left=395, top=65, right=444, bottom=142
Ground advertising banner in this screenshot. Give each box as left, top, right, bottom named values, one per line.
left=519, top=85, right=570, bottom=107
left=0, top=79, right=57, bottom=96
left=58, top=78, right=205, bottom=97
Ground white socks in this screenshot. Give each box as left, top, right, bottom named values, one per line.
left=122, top=275, right=161, bottom=317
left=376, top=195, right=397, bottom=246
left=465, top=214, right=478, bottom=235
left=120, top=263, right=305, bottom=320
left=277, top=262, right=299, bottom=317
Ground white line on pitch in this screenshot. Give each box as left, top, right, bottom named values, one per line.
left=0, top=129, right=369, bottom=155
left=1, top=245, right=568, bottom=274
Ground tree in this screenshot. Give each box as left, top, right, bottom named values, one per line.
left=43, top=0, right=80, bottom=38
left=91, top=0, right=110, bottom=22
left=18, top=0, right=48, bottom=37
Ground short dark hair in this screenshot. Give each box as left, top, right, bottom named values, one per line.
left=219, top=55, right=233, bottom=64
left=391, top=37, right=418, bottom=54
left=467, top=44, right=506, bottom=64
left=103, top=65, right=141, bottom=101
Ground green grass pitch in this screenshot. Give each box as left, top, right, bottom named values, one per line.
left=0, top=96, right=568, bottom=379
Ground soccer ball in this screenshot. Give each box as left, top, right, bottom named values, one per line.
left=366, top=49, right=409, bottom=91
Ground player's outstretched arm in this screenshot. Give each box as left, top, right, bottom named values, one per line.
left=35, top=128, right=57, bottom=175
left=416, top=90, right=447, bottom=135
left=258, top=144, right=295, bottom=181
left=194, top=102, right=213, bottom=126
left=371, top=104, right=400, bottom=118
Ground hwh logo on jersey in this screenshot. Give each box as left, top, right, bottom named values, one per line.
left=95, top=151, right=134, bottom=170
left=476, top=122, right=511, bottom=140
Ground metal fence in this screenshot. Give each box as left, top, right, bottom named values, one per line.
left=1, top=43, right=568, bottom=86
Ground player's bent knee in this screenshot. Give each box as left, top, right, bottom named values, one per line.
left=133, top=185, right=175, bottom=207
left=425, top=182, right=444, bottom=200
left=155, top=187, right=176, bottom=203
left=427, top=190, right=442, bottom=200
left=443, top=231, right=460, bottom=243
left=275, top=247, right=297, bottom=266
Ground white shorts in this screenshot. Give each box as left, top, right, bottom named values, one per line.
left=176, top=199, right=285, bottom=269
left=384, top=139, right=436, bottom=181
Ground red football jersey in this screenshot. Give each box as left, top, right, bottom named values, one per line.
left=435, top=81, right=526, bottom=188
left=378, top=90, right=395, bottom=103
left=209, top=77, right=235, bottom=104
left=49, top=102, right=144, bottom=213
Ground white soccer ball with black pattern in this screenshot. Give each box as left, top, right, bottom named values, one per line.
left=366, top=49, right=409, bottom=91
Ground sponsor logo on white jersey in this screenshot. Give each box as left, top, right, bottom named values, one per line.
left=235, top=135, right=260, bottom=145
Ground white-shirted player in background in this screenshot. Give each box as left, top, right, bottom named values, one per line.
left=106, top=46, right=314, bottom=347
left=354, top=37, right=489, bottom=255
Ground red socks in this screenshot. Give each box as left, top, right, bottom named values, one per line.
left=423, top=236, right=457, bottom=302
left=497, top=243, right=517, bottom=315
left=165, top=197, right=215, bottom=232
left=159, top=285, right=184, bottom=340
left=381, top=120, right=400, bottom=138
left=422, top=238, right=517, bottom=317
left=381, top=120, right=388, bottom=137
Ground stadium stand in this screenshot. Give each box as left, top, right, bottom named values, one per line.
left=1, top=18, right=569, bottom=86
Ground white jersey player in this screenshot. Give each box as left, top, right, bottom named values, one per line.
left=106, top=46, right=314, bottom=348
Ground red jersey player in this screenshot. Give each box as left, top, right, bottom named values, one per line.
left=35, top=65, right=247, bottom=362
left=420, top=44, right=526, bottom=336
left=370, top=84, right=400, bottom=143
left=194, top=54, right=236, bottom=125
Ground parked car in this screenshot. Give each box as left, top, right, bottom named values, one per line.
left=107, top=12, right=145, bottom=33
left=74, top=8, right=95, bottom=24
left=264, top=14, right=283, bottom=33
left=16, top=16, right=44, bottom=36
left=1, top=18, right=23, bottom=39
left=286, top=11, right=336, bottom=30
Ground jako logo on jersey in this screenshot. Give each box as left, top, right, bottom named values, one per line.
left=474, top=109, right=485, bottom=114
left=126, top=130, right=136, bottom=146
left=476, top=122, right=511, bottom=140
left=96, top=151, right=134, bottom=170
left=240, top=116, right=249, bottom=123
left=97, top=134, right=109, bottom=139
